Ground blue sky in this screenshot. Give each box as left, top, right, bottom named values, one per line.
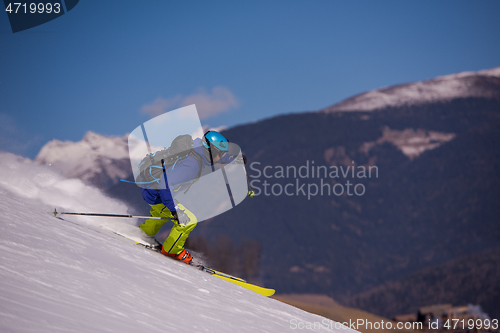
left=1, top=0, right=499, bottom=159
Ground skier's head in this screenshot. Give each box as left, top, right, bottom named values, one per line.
left=202, top=131, right=229, bottom=162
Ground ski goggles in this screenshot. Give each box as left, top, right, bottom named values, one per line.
left=210, top=145, right=227, bottom=158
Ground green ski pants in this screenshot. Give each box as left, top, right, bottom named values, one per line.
left=139, top=203, right=197, bottom=255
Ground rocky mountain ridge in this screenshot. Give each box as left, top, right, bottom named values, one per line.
left=323, top=67, right=500, bottom=113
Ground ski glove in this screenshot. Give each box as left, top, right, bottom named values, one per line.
left=235, top=154, right=247, bottom=165
left=171, top=210, right=190, bottom=226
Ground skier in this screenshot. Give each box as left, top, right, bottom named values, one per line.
left=138, top=131, right=235, bottom=264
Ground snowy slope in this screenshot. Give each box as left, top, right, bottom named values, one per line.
left=323, top=67, right=500, bottom=112
left=0, top=152, right=350, bottom=333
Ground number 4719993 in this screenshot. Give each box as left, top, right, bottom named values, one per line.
left=443, top=318, right=498, bottom=330
left=5, top=2, right=61, bottom=14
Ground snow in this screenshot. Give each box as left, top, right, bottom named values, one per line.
left=34, top=131, right=139, bottom=187
left=324, top=67, right=500, bottom=112
left=359, top=127, right=456, bottom=160
left=0, top=151, right=351, bottom=332
left=475, top=67, right=500, bottom=77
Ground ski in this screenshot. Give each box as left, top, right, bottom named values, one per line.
left=108, top=228, right=275, bottom=297
left=52, top=212, right=275, bottom=297
left=101, top=226, right=161, bottom=250
left=209, top=273, right=275, bottom=297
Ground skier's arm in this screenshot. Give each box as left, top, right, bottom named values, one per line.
left=217, top=141, right=246, bottom=164
left=219, top=153, right=246, bottom=165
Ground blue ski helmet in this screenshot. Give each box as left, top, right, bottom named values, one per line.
left=202, top=131, right=229, bottom=154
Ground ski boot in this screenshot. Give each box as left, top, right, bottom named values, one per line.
left=161, top=247, right=193, bottom=264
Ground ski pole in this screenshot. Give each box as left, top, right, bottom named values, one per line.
left=246, top=172, right=255, bottom=198
left=53, top=209, right=170, bottom=220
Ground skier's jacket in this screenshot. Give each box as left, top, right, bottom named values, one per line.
left=139, top=138, right=232, bottom=212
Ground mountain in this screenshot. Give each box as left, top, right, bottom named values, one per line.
left=35, top=68, right=500, bottom=187
left=205, top=67, right=500, bottom=318
left=35, top=131, right=134, bottom=189
left=323, top=67, right=500, bottom=113
left=216, top=97, right=500, bottom=315
left=0, top=152, right=344, bottom=333
left=343, top=248, right=500, bottom=319
left=34, top=67, right=500, bottom=319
